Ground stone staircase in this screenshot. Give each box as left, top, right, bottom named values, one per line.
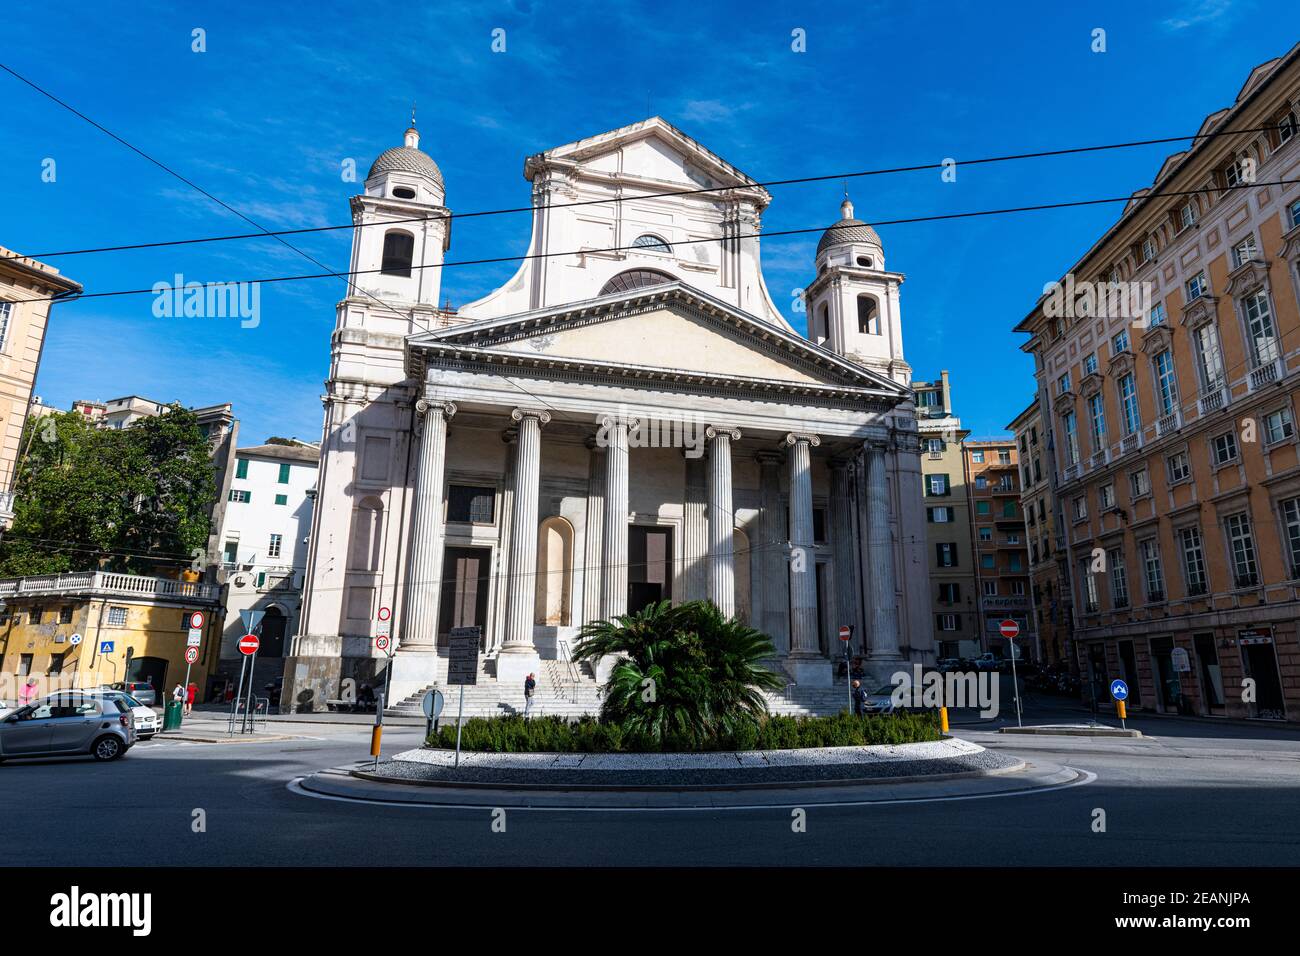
left=386, top=658, right=856, bottom=721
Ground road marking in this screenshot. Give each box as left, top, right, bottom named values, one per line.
left=286, top=768, right=1097, bottom=813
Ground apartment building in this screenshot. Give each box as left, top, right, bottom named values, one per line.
left=1015, top=47, right=1300, bottom=721
left=214, top=441, right=319, bottom=692
left=914, top=371, right=978, bottom=657
left=963, top=439, right=1032, bottom=658
left=0, top=247, right=81, bottom=533
left=1009, top=400, right=1073, bottom=668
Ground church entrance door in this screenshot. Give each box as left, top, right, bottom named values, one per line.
left=627, top=526, right=673, bottom=615
left=437, top=546, right=491, bottom=650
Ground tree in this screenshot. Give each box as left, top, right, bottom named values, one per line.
left=0, top=405, right=217, bottom=577
left=571, top=600, right=784, bottom=748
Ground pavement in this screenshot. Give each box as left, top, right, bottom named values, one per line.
left=1, top=695, right=1297, bottom=866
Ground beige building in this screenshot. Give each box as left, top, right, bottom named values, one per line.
left=0, top=247, right=81, bottom=532
left=1008, top=400, right=1073, bottom=667
left=963, top=439, right=1032, bottom=658
left=1015, top=47, right=1300, bottom=721
left=914, top=372, right=978, bottom=657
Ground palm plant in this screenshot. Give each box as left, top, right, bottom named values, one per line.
left=571, top=600, right=784, bottom=748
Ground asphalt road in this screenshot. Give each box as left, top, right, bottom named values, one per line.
left=2, top=707, right=1298, bottom=867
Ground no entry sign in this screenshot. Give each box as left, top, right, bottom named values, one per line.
left=999, top=619, right=1020, bottom=640
left=838, top=625, right=852, bottom=642
left=238, top=634, right=260, bottom=656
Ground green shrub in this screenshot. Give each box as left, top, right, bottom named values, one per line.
left=424, top=710, right=940, bottom=753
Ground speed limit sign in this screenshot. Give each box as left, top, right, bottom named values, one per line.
left=184, top=646, right=199, bottom=664
left=376, top=634, right=391, bottom=653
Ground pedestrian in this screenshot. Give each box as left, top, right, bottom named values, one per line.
left=850, top=657, right=865, bottom=682
left=185, top=682, right=197, bottom=716
left=524, top=673, right=536, bottom=719
left=19, top=677, right=39, bottom=707
left=172, top=683, right=185, bottom=710
left=851, top=679, right=867, bottom=717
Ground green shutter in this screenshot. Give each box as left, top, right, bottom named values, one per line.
left=278, top=463, right=291, bottom=484
left=236, top=459, right=248, bottom=479
left=275, top=494, right=288, bottom=506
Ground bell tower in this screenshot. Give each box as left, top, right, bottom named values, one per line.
left=804, top=196, right=911, bottom=386
left=345, top=120, right=451, bottom=336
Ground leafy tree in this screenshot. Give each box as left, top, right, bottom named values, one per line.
left=571, top=600, right=784, bottom=748
left=0, top=405, right=217, bottom=577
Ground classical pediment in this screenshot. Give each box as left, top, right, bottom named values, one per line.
left=1225, top=258, right=1271, bottom=296
left=524, top=116, right=767, bottom=200
left=1180, top=295, right=1219, bottom=330
left=1140, top=323, right=1174, bottom=355
left=1107, top=350, right=1135, bottom=379
left=407, top=280, right=909, bottom=401
left=1079, top=371, right=1104, bottom=397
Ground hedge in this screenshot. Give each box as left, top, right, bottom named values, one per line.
left=426, top=711, right=941, bottom=753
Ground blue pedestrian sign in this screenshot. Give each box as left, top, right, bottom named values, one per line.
left=1110, top=679, right=1129, bottom=701
left=99, top=641, right=114, bottom=654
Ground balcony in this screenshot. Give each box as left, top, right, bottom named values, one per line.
left=1156, top=409, right=1182, bottom=437
left=0, top=490, right=12, bottom=529
left=1197, top=386, right=1229, bottom=417
left=1247, top=358, right=1284, bottom=393
left=1090, top=447, right=1110, bottom=470
left=1063, top=463, right=1081, bottom=483
left=1120, top=431, right=1143, bottom=456
left=0, top=571, right=220, bottom=603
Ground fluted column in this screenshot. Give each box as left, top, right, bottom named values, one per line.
left=865, top=439, right=902, bottom=660
left=501, top=408, right=550, bottom=654
left=707, top=426, right=740, bottom=616
left=756, top=450, right=790, bottom=654
left=682, top=454, right=708, bottom=601
left=786, top=432, right=821, bottom=657
left=402, top=400, right=455, bottom=651
left=600, top=415, right=632, bottom=619
left=829, top=457, right=862, bottom=654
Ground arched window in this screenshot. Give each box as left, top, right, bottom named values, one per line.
left=857, top=294, right=881, bottom=335
left=381, top=230, right=414, bottom=277
left=348, top=497, right=384, bottom=572
left=534, top=517, right=574, bottom=626
left=817, top=303, right=830, bottom=343
left=631, top=233, right=672, bottom=253
left=599, top=268, right=676, bottom=296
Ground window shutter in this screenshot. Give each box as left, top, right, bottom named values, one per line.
left=235, top=459, right=248, bottom=479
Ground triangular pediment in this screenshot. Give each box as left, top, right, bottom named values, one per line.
left=408, top=281, right=907, bottom=399
left=526, top=117, right=767, bottom=199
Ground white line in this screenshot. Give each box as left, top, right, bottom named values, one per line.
left=285, top=768, right=1097, bottom=813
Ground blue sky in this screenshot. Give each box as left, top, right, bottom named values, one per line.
left=4, top=0, right=1299, bottom=443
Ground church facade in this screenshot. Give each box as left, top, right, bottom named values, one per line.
left=282, top=117, right=935, bottom=711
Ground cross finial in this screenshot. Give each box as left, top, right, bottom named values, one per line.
left=411, top=101, right=417, bottom=128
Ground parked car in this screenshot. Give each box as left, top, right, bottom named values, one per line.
left=0, top=692, right=135, bottom=762
left=974, top=653, right=1000, bottom=671
left=85, top=690, right=158, bottom=739
left=104, top=681, right=156, bottom=706
left=936, top=658, right=963, bottom=673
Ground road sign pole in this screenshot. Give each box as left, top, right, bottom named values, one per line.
left=382, top=649, right=393, bottom=715
left=229, top=654, right=247, bottom=737
left=181, top=659, right=192, bottom=727
left=454, top=684, right=465, bottom=768
left=242, top=648, right=258, bottom=734
left=1010, top=637, right=1022, bottom=728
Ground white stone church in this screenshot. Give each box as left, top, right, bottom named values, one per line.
left=283, top=117, right=935, bottom=713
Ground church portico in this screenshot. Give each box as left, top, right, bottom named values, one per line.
left=282, top=116, right=935, bottom=714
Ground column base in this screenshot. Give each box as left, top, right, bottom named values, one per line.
left=864, top=655, right=908, bottom=688
left=495, top=649, right=542, bottom=685
left=386, top=651, right=442, bottom=706
left=786, top=655, right=832, bottom=687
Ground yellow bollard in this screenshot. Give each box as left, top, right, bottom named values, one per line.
left=1116, top=700, right=1127, bottom=721
left=370, top=725, right=383, bottom=758
left=939, top=706, right=949, bottom=733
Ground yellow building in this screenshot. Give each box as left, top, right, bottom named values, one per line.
left=0, top=572, right=222, bottom=703
left=1015, top=47, right=1300, bottom=721
left=0, top=246, right=82, bottom=531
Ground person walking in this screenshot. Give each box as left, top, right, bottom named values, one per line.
left=19, top=677, right=39, bottom=707
left=851, top=679, right=868, bottom=717
left=184, top=682, right=197, bottom=716
left=524, top=673, right=536, bottom=719
left=172, top=683, right=185, bottom=710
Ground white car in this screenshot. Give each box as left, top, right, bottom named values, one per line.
left=85, top=690, right=159, bottom=739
